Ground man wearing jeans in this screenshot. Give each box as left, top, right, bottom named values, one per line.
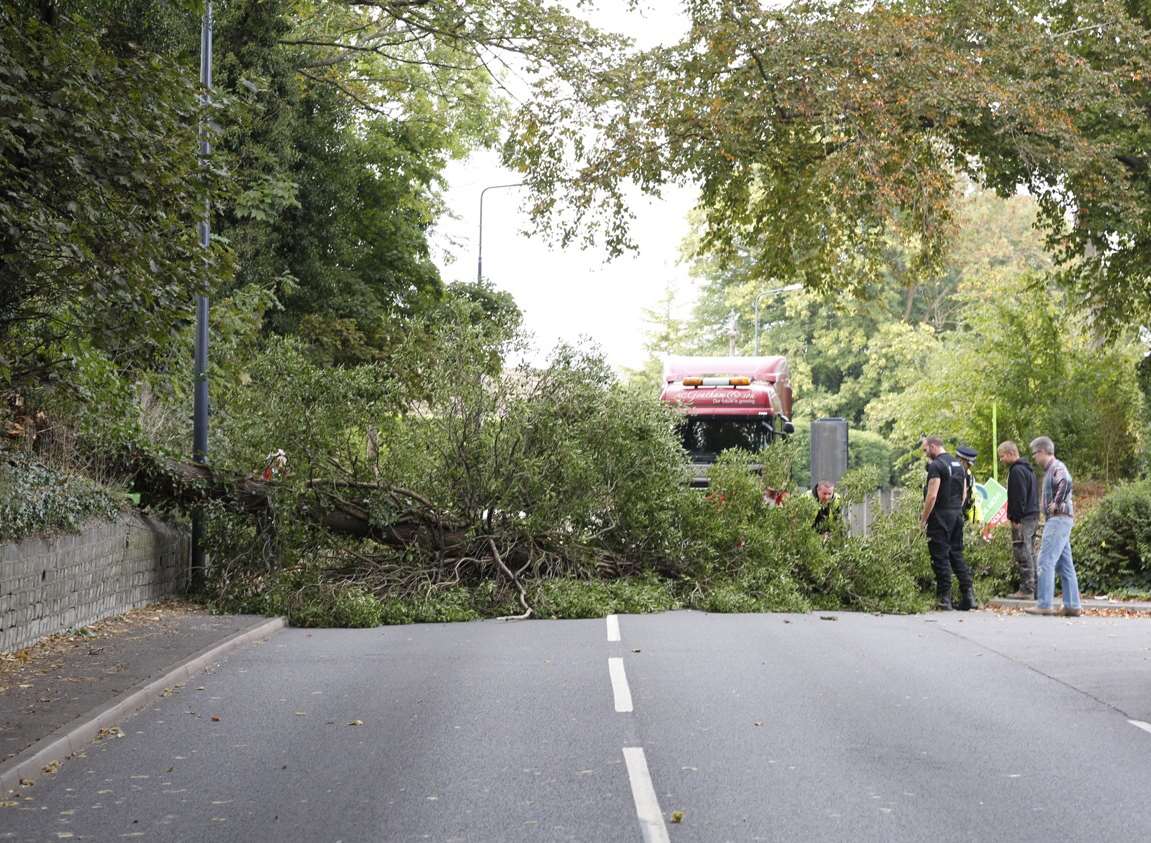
left=1025, top=436, right=1082, bottom=617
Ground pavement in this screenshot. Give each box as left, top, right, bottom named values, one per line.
left=0, top=602, right=282, bottom=796
left=0, top=606, right=1149, bottom=841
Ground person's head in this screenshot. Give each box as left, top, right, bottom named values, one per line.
left=997, top=440, right=1020, bottom=465
left=815, top=480, right=836, bottom=503
left=1029, top=436, right=1055, bottom=469
left=921, top=435, right=944, bottom=459
left=956, top=445, right=977, bottom=468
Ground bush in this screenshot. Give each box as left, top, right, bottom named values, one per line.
left=823, top=496, right=928, bottom=613
left=0, top=451, right=121, bottom=541
left=529, top=574, right=681, bottom=618
left=964, top=524, right=1017, bottom=601
left=210, top=561, right=385, bottom=628
left=378, top=588, right=487, bottom=625
left=1073, top=480, right=1151, bottom=593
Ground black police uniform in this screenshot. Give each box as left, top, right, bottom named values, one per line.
left=924, top=451, right=974, bottom=606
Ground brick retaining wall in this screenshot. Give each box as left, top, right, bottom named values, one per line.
left=0, top=513, right=189, bottom=653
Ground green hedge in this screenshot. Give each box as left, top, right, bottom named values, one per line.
left=1073, top=479, right=1151, bottom=594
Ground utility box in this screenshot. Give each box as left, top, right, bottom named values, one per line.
left=811, top=417, right=849, bottom=485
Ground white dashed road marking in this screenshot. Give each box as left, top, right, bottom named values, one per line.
left=606, top=614, right=621, bottom=642
left=623, top=747, right=671, bottom=843
left=608, top=658, right=634, bottom=713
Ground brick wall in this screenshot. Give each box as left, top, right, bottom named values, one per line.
left=0, top=512, right=189, bottom=653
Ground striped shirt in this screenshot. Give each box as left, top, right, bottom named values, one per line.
left=1041, top=457, right=1074, bottom=519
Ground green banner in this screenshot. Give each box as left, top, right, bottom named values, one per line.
left=974, top=477, right=1008, bottom=526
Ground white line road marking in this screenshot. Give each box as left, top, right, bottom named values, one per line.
left=608, top=657, right=633, bottom=713
left=606, top=614, right=621, bottom=642
left=1130, top=719, right=1151, bottom=736
left=623, top=747, right=670, bottom=843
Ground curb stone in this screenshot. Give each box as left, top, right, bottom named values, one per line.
left=988, top=597, right=1151, bottom=613
left=0, top=616, right=286, bottom=796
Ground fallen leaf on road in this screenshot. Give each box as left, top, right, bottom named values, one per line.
left=819, top=616, right=838, bottom=621
left=348, top=720, right=364, bottom=726
left=671, top=810, right=684, bottom=823
left=211, top=715, right=221, bottom=722
left=294, top=711, right=307, bottom=717
left=42, top=761, right=60, bottom=775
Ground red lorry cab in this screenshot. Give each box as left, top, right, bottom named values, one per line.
left=660, top=356, right=794, bottom=484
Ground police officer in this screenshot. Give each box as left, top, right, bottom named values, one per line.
left=956, top=445, right=979, bottom=525
left=919, top=436, right=978, bottom=611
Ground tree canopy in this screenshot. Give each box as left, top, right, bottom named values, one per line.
left=507, top=0, right=1151, bottom=335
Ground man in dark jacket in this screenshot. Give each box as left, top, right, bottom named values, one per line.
left=998, top=440, right=1040, bottom=598
left=920, top=436, right=977, bottom=611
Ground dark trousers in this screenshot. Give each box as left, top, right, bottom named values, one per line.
left=1011, top=514, right=1040, bottom=595
left=926, top=508, right=972, bottom=598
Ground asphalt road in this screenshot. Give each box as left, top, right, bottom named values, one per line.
left=3, top=610, right=1150, bottom=842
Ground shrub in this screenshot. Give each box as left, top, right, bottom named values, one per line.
left=1073, top=480, right=1151, bottom=593
left=964, top=524, right=1017, bottom=601
left=210, top=561, right=384, bottom=628
left=529, top=573, right=680, bottom=618
left=378, top=588, right=487, bottom=625
left=824, top=496, right=927, bottom=613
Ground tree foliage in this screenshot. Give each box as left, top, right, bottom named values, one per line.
left=0, top=6, right=233, bottom=389
left=507, top=0, right=1151, bottom=334
left=874, top=271, right=1145, bottom=481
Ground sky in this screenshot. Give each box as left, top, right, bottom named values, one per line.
left=428, top=3, right=698, bottom=372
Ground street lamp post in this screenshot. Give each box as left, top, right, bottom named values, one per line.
left=753, top=283, right=803, bottom=355
left=190, top=0, right=213, bottom=591
left=477, top=182, right=525, bottom=284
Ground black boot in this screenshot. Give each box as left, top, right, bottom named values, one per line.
left=957, top=587, right=978, bottom=611
left=935, top=589, right=954, bottom=611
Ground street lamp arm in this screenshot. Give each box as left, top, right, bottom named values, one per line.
left=478, top=181, right=527, bottom=284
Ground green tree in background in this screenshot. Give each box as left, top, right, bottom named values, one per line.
left=875, top=272, right=1144, bottom=481
left=657, top=190, right=1053, bottom=425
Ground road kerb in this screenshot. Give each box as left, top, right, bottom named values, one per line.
left=987, top=597, right=1151, bottom=614
left=1, top=616, right=286, bottom=796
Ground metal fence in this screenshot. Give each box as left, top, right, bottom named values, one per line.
left=846, top=488, right=905, bottom=537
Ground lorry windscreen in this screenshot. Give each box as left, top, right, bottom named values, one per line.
left=680, top=417, right=775, bottom=459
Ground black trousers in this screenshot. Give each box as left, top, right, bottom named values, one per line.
left=926, top=507, right=972, bottom=597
